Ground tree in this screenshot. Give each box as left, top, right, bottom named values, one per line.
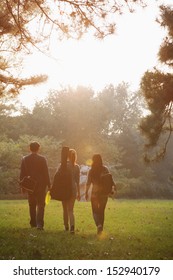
left=0, top=0, right=146, bottom=97
left=98, top=83, right=147, bottom=176
left=140, top=5, right=173, bottom=161
left=0, top=1, right=48, bottom=97
left=27, top=85, right=123, bottom=164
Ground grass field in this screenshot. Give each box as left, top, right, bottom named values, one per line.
left=0, top=199, right=173, bottom=260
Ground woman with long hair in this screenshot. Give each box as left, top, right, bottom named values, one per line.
left=85, top=154, right=116, bottom=235
left=61, top=148, right=80, bottom=234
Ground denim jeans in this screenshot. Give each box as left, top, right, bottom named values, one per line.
left=28, top=191, right=46, bottom=228
left=91, top=194, right=108, bottom=228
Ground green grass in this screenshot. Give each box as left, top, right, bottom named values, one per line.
left=0, top=199, right=173, bottom=260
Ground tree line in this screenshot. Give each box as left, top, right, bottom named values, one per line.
left=1, top=83, right=173, bottom=199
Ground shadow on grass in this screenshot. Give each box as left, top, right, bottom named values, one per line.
left=0, top=226, right=108, bottom=260
left=1, top=226, right=173, bottom=260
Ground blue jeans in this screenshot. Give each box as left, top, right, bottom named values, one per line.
left=28, top=192, right=46, bottom=228
left=91, top=194, right=108, bottom=228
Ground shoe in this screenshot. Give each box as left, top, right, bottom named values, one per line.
left=97, top=225, right=103, bottom=235
left=30, top=222, right=37, bottom=228
left=37, top=227, right=44, bottom=230
left=70, top=225, right=75, bottom=234
left=30, top=225, right=37, bottom=228
left=64, top=226, right=69, bottom=231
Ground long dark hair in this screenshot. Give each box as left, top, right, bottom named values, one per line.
left=90, top=154, right=103, bottom=181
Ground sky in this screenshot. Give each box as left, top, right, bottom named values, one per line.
left=19, top=0, right=173, bottom=108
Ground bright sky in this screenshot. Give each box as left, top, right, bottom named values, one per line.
left=19, top=0, right=172, bottom=108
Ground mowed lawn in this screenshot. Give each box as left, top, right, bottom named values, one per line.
left=0, top=199, right=173, bottom=260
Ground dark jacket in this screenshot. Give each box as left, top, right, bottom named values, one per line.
left=20, top=153, right=51, bottom=193
left=86, top=165, right=109, bottom=196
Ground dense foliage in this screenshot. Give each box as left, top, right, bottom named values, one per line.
left=140, top=5, right=173, bottom=161
left=1, top=84, right=173, bottom=198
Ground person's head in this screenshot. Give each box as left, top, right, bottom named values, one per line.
left=90, top=154, right=103, bottom=178
left=69, top=149, right=77, bottom=165
left=91, top=154, right=103, bottom=169
left=30, top=141, right=40, bottom=153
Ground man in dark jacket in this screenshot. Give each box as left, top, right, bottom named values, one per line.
left=20, top=141, right=51, bottom=230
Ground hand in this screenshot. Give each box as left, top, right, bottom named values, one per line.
left=110, top=188, right=117, bottom=198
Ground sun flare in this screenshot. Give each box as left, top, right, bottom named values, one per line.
left=20, top=1, right=167, bottom=108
